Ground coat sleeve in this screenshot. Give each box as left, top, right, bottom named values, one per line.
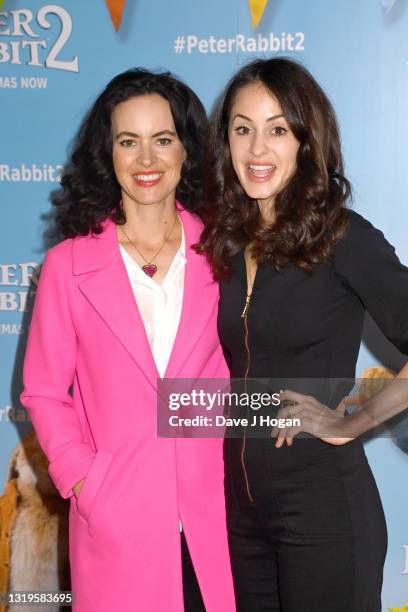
left=333, top=209, right=408, bottom=355
left=20, top=246, right=96, bottom=499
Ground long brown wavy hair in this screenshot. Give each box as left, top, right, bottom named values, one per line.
left=198, top=58, right=351, bottom=279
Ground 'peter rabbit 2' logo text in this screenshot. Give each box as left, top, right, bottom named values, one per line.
left=0, top=5, right=78, bottom=72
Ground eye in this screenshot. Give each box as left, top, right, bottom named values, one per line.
left=156, top=137, right=173, bottom=146
left=271, top=126, right=288, bottom=136
left=119, top=138, right=136, bottom=148
left=234, top=125, right=252, bottom=136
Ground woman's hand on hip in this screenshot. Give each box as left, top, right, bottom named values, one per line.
left=271, top=390, right=355, bottom=447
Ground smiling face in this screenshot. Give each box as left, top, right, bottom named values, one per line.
left=111, top=94, right=186, bottom=209
left=228, top=82, right=300, bottom=212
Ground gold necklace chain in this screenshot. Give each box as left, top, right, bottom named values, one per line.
left=120, top=215, right=178, bottom=278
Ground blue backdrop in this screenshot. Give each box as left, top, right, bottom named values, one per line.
left=1, top=1, right=407, bottom=608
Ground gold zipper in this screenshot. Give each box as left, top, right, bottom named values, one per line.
left=240, top=292, right=254, bottom=504
left=241, top=294, right=251, bottom=319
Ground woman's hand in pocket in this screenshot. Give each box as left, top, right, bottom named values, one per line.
left=73, top=478, right=85, bottom=498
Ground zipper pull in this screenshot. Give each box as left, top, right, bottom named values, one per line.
left=241, top=294, right=251, bottom=318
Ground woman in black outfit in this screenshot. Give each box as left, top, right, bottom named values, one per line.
left=199, top=58, right=408, bottom=611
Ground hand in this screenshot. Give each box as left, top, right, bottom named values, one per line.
left=271, top=390, right=355, bottom=447
left=73, top=478, right=85, bottom=498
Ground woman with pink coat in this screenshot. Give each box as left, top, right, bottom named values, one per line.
left=20, top=68, right=235, bottom=612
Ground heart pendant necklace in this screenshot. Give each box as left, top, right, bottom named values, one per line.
left=141, top=264, right=157, bottom=278
left=120, top=215, right=178, bottom=278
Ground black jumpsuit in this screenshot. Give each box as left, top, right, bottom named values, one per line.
left=218, top=210, right=408, bottom=611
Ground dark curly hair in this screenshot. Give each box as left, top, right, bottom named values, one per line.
left=198, top=58, right=351, bottom=278
left=53, top=68, right=208, bottom=239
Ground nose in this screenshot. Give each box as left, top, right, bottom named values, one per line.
left=249, top=130, right=268, bottom=157
left=137, top=140, right=156, bottom=167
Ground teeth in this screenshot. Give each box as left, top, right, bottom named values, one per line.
left=248, top=164, right=275, bottom=172
left=134, top=173, right=162, bottom=181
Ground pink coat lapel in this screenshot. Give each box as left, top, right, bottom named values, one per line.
left=72, top=218, right=159, bottom=389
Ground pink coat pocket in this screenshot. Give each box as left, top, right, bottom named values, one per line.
left=76, top=448, right=115, bottom=525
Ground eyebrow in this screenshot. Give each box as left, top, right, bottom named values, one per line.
left=115, top=130, right=177, bottom=139
left=231, top=113, right=284, bottom=123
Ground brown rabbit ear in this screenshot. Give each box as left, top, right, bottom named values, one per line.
left=4, top=431, right=38, bottom=484
left=5, top=441, right=23, bottom=482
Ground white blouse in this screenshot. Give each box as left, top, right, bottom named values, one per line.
left=119, top=219, right=186, bottom=378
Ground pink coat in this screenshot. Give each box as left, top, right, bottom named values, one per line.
left=20, top=208, right=236, bottom=612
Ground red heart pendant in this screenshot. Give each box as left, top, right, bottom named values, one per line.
left=142, top=264, right=157, bottom=277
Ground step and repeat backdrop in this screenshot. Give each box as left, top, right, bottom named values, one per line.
left=1, top=0, right=408, bottom=608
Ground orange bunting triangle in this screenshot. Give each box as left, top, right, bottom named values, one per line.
left=248, top=0, right=269, bottom=28
left=106, top=0, right=126, bottom=32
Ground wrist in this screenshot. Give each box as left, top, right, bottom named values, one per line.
left=334, top=413, right=358, bottom=442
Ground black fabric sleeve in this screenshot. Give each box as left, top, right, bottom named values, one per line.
left=333, top=209, right=408, bottom=355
